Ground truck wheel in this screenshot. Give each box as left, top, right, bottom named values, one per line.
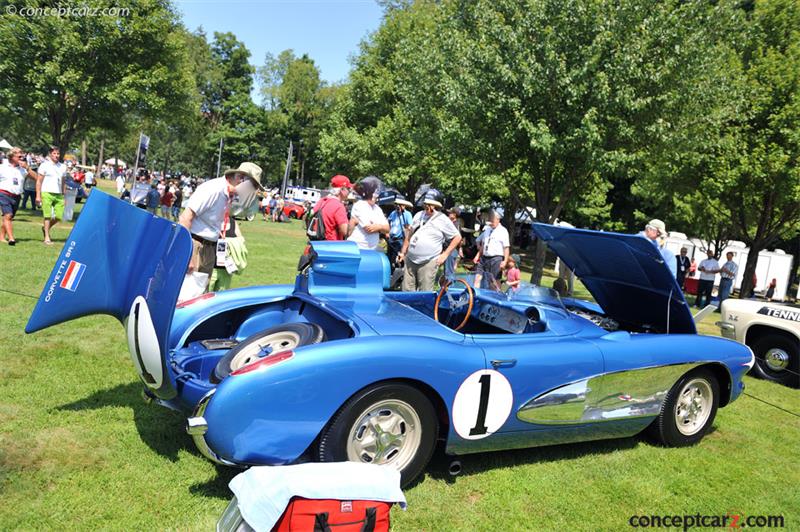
left=751, top=334, right=799, bottom=388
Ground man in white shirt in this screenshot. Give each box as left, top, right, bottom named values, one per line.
left=179, top=162, right=264, bottom=289
left=85, top=169, right=95, bottom=188
left=347, top=176, right=389, bottom=250
left=695, top=248, right=720, bottom=308
left=0, top=147, right=38, bottom=245
left=398, top=189, right=461, bottom=291
left=116, top=173, right=126, bottom=195
left=717, top=251, right=738, bottom=308
left=473, top=210, right=510, bottom=290
left=35, top=146, right=67, bottom=245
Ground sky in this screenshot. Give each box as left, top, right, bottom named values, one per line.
left=177, top=0, right=385, bottom=100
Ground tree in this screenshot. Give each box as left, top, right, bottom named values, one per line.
left=319, top=1, right=449, bottom=197
left=0, top=0, right=194, bottom=154
left=714, top=0, right=800, bottom=297
left=426, top=0, right=731, bottom=282
left=638, top=0, right=800, bottom=297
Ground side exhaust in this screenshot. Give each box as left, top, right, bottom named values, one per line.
left=448, top=459, right=462, bottom=477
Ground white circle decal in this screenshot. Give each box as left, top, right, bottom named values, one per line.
left=452, top=369, right=513, bottom=440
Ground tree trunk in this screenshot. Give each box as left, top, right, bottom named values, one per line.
left=81, top=139, right=87, bottom=166
left=504, top=194, right=518, bottom=252
left=739, top=244, right=763, bottom=299
left=529, top=238, right=548, bottom=285
left=97, top=139, right=105, bottom=174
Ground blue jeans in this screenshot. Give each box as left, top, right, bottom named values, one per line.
left=718, top=278, right=733, bottom=304
left=21, top=190, right=36, bottom=210
left=444, top=249, right=458, bottom=282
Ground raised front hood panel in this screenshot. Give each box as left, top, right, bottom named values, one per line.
left=533, top=223, right=695, bottom=334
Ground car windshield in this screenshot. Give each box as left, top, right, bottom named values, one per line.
left=507, top=282, right=567, bottom=311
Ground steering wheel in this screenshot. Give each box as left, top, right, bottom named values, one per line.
left=434, top=278, right=475, bottom=331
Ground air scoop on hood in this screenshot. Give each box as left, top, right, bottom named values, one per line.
left=532, top=223, right=695, bottom=334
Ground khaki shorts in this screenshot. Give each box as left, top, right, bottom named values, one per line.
left=41, top=192, right=64, bottom=220
left=191, top=237, right=217, bottom=276
left=402, top=257, right=439, bottom=292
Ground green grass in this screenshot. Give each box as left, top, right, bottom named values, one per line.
left=1, top=181, right=798, bottom=530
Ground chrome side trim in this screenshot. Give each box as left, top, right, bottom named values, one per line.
left=187, top=389, right=238, bottom=467
left=518, top=363, right=701, bottom=425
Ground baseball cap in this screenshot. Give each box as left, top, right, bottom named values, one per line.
left=647, top=219, right=667, bottom=236
left=330, top=175, right=353, bottom=188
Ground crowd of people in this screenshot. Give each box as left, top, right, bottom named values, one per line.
left=1, top=147, right=770, bottom=305
left=307, top=174, right=519, bottom=294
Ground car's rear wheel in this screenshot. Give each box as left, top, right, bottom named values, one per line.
left=212, top=323, right=325, bottom=382
left=751, top=334, right=799, bottom=388
left=317, top=382, right=437, bottom=487
left=289, top=211, right=297, bottom=219
left=647, top=368, right=719, bottom=447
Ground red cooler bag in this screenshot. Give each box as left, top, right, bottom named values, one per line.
left=273, top=497, right=391, bottom=532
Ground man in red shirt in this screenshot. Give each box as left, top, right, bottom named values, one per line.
left=312, top=175, right=352, bottom=241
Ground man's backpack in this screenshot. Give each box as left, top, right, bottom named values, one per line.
left=306, top=206, right=327, bottom=241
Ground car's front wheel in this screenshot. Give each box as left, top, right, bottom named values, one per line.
left=318, top=382, right=438, bottom=487
left=647, top=368, right=719, bottom=447
left=751, top=334, right=799, bottom=388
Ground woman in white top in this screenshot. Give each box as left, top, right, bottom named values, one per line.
left=347, top=176, right=389, bottom=250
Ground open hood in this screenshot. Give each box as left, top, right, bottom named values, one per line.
left=26, top=191, right=192, bottom=399
left=532, top=223, right=695, bottom=334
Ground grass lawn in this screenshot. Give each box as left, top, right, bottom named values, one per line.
left=1, top=181, right=798, bottom=530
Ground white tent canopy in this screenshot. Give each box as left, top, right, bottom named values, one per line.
left=104, top=158, right=127, bottom=168
left=0, top=139, right=12, bottom=150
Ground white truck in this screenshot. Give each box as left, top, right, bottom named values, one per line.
left=718, top=299, right=800, bottom=388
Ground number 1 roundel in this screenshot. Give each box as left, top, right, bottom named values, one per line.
left=452, top=369, right=513, bottom=440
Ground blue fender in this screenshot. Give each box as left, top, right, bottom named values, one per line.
left=202, top=334, right=485, bottom=464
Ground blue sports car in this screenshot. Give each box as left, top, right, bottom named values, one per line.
left=27, top=193, right=754, bottom=485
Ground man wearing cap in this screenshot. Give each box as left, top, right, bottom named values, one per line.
left=473, top=210, right=510, bottom=290
left=640, top=219, right=677, bottom=278
left=387, top=196, right=413, bottom=267
left=179, top=162, right=264, bottom=288
left=398, top=189, right=461, bottom=291
left=312, top=174, right=352, bottom=241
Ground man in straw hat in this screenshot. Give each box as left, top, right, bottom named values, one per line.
left=179, top=162, right=264, bottom=288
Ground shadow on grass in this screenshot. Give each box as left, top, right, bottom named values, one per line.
left=426, top=435, right=641, bottom=484
left=189, top=465, right=240, bottom=499
left=57, top=382, right=194, bottom=462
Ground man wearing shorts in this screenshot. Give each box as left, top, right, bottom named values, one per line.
left=35, top=146, right=67, bottom=245
left=0, top=147, right=38, bottom=245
